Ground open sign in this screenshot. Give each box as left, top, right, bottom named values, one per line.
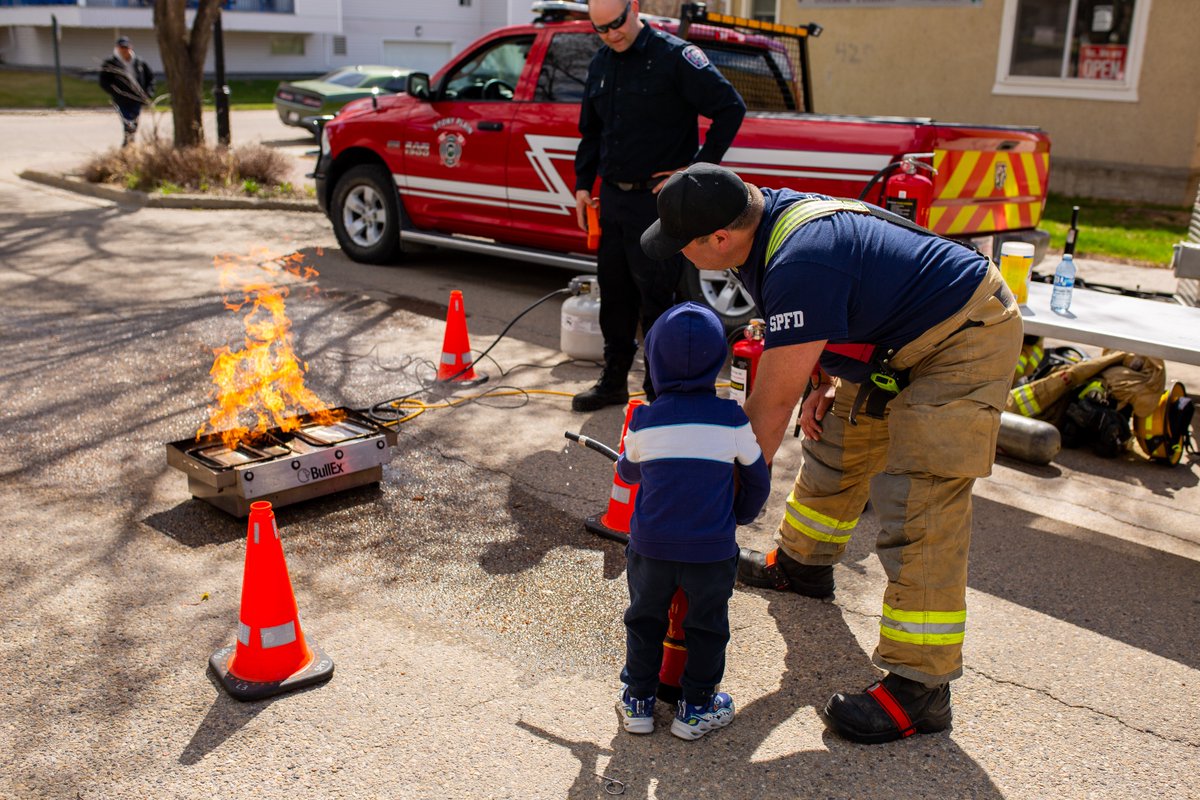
left=1078, top=44, right=1126, bottom=81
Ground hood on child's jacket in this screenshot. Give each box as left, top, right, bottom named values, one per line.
left=644, top=302, right=726, bottom=394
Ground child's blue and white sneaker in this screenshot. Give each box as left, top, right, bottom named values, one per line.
left=619, top=685, right=656, bottom=734
left=671, top=692, right=735, bottom=740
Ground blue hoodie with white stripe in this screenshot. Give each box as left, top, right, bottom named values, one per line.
left=616, top=302, right=771, bottom=563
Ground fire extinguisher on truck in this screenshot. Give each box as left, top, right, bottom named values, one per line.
left=862, top=153, right=937, bottom=228
left=729, top=319, right=766, bottom=406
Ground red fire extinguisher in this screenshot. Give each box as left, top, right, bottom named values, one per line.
left=883, top=156, right=935, bottom=228
left=729, top=318, right=765, bottom=406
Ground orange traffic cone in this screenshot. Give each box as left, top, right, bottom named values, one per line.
left=584, top=399, right=644, bottom=542
left=437, top=290, right=487, bottom=386
left=657, top=588, right=688, bottom=704
left=209, top=501, right=333, bottom=701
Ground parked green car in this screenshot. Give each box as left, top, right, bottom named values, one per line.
left=274, top=66, right=412, bottom=134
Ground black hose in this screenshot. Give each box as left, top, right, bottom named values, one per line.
left=564, top=431, right=619, bottom=462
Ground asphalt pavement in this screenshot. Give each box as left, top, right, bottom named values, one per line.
left=1, top=109, right=1198, bottom=800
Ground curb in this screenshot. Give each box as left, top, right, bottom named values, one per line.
left=19, top=169, right=320, bottom=212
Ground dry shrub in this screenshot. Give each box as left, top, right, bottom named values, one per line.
left=82, top=138, right=302, bottom=197
left=233, top=144, right=293, bottom=186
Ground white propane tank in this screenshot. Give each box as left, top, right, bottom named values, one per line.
left=561, top=276, right=605, bottom=362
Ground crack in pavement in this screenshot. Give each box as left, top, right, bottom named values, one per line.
left=827, top=603, right=1200, bottom=749
left=965, top=666, right=1200, bottom=749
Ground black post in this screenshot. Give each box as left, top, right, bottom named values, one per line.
left=1064, top=206, right=1080, bottom=256
left=51, top=14, right=64, bottom=110
left=213, top=12, right=231, bottom=145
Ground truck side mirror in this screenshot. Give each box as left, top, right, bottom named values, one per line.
left=407, top=72, right=431, bottom=101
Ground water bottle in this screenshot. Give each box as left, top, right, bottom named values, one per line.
left=1050, top=253, right=1075, bottom=314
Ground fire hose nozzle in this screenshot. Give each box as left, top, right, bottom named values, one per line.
left=564, top=431, right=619, bottom=462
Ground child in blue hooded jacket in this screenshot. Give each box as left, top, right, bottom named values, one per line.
left=615, top=302, right=771, bottom=740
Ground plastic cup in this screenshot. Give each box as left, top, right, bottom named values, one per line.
left=999, top=242, right=1035, bottom=305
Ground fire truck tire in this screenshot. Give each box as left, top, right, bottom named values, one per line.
left=330, top=164, right=402, bottom=264
left=679, top=266, right=758, bottom=330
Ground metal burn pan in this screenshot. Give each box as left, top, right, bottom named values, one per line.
left=165, top=407, right=398, bottom=516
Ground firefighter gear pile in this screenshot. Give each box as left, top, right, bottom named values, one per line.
left=1135, top=382, right=1195, bottom=465
left=1006, top=341, right=1193, bottom=463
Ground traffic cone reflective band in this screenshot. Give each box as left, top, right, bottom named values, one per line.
left=657, top=588, right=688, bottom=704
left=209, top=501, right=333, bottom=701
left=437, top=290, right=486, bottom=386
left=584, top=399, right=643, bottom=542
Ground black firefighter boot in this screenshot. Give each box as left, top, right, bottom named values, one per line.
left=822, top=672, right=952, bottom=744
left=737, top=546, right=835, bottom=600
left=572, top=356, right=632, bottom=412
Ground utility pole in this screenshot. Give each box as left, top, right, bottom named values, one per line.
left=51, top=14, right=64, bottom=110
left=213, top=11, right=231, bottom=145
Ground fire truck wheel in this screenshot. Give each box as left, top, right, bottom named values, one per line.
left=331, top=164, right=401, bottom=264
left=679, top=266, right=758, bottom=331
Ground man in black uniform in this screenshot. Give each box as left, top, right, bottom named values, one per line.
left=99, top=36, right=155, bottom=147
left=572, top=0, right=745, bottom=411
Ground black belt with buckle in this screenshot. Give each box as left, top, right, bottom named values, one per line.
left=606, top=178, right=657, bottom=192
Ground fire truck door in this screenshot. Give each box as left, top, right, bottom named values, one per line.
left=506, top=30, right=600, bottom=253
left=398, top=35, right=534, bottom=236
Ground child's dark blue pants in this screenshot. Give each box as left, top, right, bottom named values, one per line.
left=621, top=548, right=738, bottom=706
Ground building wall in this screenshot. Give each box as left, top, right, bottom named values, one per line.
left=779, top=0, right=1200, bottom=205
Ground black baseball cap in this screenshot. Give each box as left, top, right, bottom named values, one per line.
left=641, top=163, right=749, bottom=260
left=116, top=36, right=132, bottom=47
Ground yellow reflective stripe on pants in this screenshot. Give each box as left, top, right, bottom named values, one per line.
left=782, top=489, right=856, bottom=544
left=1010, top=384, right=1041, bottom=416
left=1015, top=343, right=1043, bottom=379
left=879, top=603, right=966, bottom=646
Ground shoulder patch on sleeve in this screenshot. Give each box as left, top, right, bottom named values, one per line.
left=681, top=44, right=710, bottom=69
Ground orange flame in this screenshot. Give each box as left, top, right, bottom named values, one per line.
left=198, top=248, right=336, bottom=450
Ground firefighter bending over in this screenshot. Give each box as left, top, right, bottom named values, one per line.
left=641, top=164, right=1023, bottom=744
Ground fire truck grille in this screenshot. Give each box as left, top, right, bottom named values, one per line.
left=165, top=407, right=397, bottom=517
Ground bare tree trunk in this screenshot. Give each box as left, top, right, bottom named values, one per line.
left=153, top=0, right=222, bottom=148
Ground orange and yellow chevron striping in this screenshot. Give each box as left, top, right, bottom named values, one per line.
left=928, top=149, right=1050, bottom=236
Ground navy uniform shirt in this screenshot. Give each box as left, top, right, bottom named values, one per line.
left=574, top=24, right=746, bottom=191
left=736, top=189, right=988, bottom=384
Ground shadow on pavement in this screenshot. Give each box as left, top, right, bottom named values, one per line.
left=178, top=688, right=267, bottom=766
left=521, top=591, right=1003, bottom=799
left=970, top=494, right=1200, bottom=670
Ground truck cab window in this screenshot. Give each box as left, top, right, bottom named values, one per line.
left=699, top=43, right=797, bottom=113
left=442, top=36, right=534, bottom=101
left=535, top=33, right=601, bottom=103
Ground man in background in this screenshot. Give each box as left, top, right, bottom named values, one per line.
left=99, top=36, right=155, bottom=147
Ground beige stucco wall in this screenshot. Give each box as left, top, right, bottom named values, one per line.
left=769, top=0, right=1200, bottom=205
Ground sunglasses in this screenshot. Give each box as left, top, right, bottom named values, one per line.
left=592, top=1, right=631, bottom=34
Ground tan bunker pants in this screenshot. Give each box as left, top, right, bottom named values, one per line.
left=777, top=264, right=1023, bottom=685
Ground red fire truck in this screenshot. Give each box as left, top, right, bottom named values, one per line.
left=314, top=1, right=1052, bottom=327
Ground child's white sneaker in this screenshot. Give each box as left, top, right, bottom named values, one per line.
left=618, top=685, right=657, bottom=734
left=671, top=692, right=734, bottom=740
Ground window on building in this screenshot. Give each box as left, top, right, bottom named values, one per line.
left=994, top=0, right=1149, bottom=101
left=333, top=36, right=347, bottom=57
left=750, top=0, right=777, bottom=23
left=269, top=34, right=305, bottom=57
